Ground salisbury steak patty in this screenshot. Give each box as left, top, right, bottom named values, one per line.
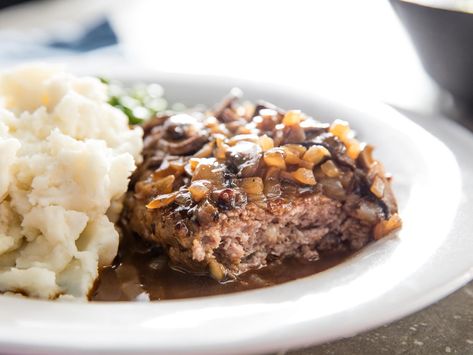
left=123, top=91, right=401, bottom=281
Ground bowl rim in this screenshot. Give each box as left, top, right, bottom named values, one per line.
left=391, top=0, right=473, bottom=15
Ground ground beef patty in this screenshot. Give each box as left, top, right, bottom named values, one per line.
left=123, top=90, right=401, bottom=281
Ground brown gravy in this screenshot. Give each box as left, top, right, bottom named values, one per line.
left=92, top=234, right=352, bottom=302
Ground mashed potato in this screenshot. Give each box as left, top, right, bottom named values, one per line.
left=0, top=64, right=143, bottom=299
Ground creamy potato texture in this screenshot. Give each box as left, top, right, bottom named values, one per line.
left=0, top=65, right=143, bottom=299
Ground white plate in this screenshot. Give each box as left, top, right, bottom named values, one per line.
left=1, top=71, right=473, bottom=355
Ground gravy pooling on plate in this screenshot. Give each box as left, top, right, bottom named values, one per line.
left=92, top=232, right=353, bottom=301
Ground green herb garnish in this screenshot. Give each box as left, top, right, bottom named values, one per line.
left=100, top=78, right=169, bottom=125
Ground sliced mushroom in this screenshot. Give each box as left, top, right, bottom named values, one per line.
left=160, top=132, right=209, bottom=155
left=163, top=114, right=204, bottom=140
left=226, top=141, right=262, bottom=175
left=252, top=100, right=286, bottom=118
left=213, top=88, right=243, bottom=122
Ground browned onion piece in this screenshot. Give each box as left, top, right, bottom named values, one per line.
left=192, top=160, right=224, bottom=186
left=208, top=259, right=226, bottom=281
left=194, top=141, right=215, bottom=158
left=358, top=144, right=375, bottom=170
left=239, top=177, right=264, bottom=195
left=370, top=176, right=385, bottom=199
left=263, top=167, right=282, bottom=199
left=355, top=200, right=381, bottom=224
left=263, top=148, right=286, bottom=169
left=283, top=124, right=306, bottom=144
left=197, top=200, right=218, bottom=224
left=147, top=192, right=178, bottom=209
left=319, top=178, right=346, bottom=200
left=189, top=180, right=211, bottom=202
left=282, top=110, right=303, bottom=126
left=154, top=175, right=175, bottom=194
left=373, top=213, right=402, bottom=240
left=264, top=179, right=281, bottom=199
left=291, top=168, right=317, bottom=186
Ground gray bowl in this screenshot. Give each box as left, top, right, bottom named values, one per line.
left=390, top=0, right=473, bottom=111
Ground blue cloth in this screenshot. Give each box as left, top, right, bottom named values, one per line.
left=49, top=20, right=118, bottom=52
left=0, top=18, right=119, bottom=63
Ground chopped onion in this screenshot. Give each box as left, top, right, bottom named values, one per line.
left=258, top=135, right=274, bottom=151
left=263, top=148, right=286, bottom=169
left=189, top=180, right=211, bottom=202
left=303, top=145, right=330, bottom=165
left=239, top=177, right=264, bottom=195
left=154, top=175, right=175, bottom=194
left=282, top=110, right=303, bottom=126
left=373, top=214, right=402, bottom=240
left=320, top=178, right=346, bottom=200
left=370, top=176, right=385, bottom=199
left=208, top=260, right=226, bottom=281
left=146, top=192, right=178, bottom=209
left=291, top=168, right=317, bottom=186
left=321, top=160, right=340, bottom=178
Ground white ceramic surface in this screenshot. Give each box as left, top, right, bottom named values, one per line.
left=1, top=72, right=473, bottom=355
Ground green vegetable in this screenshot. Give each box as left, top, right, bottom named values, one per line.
left=119, top=105, right=144, bottom=125
left=100, top=78, right=172, bottom=125
left=98, top=77, right=110, bottom=84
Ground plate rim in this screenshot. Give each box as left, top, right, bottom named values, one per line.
left=1, top=69, right=472, bottom=355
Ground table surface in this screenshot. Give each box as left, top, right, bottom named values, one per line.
left=291, top=281, right=473, bottom=355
